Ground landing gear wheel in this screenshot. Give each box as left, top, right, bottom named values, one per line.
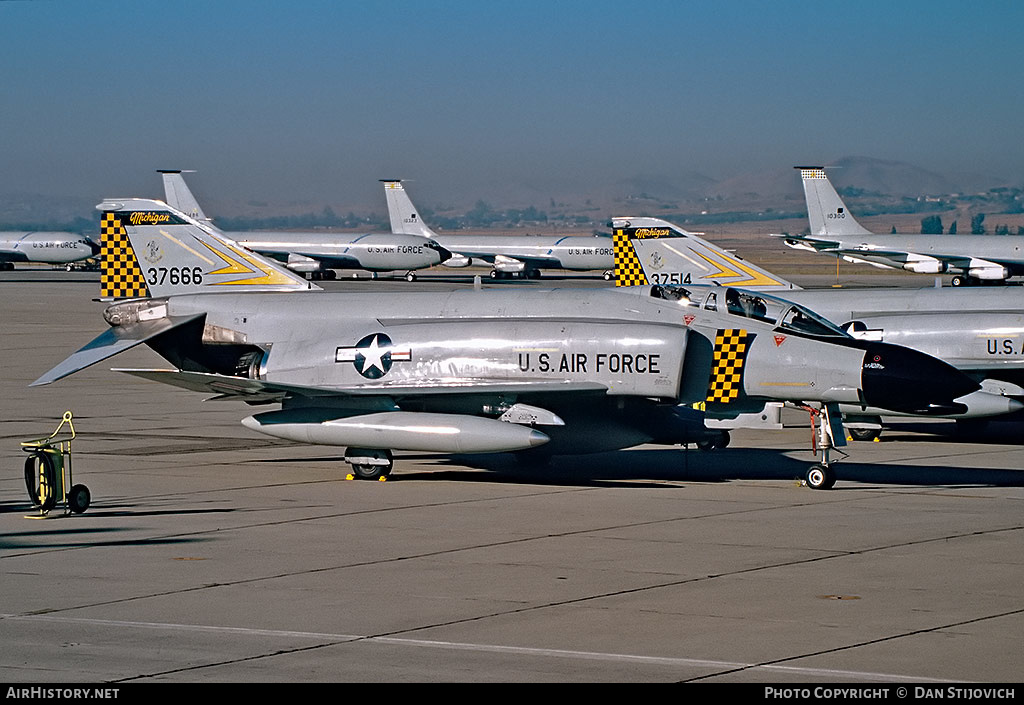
left=405, top=271, right=417, bottom=282
left=603, top=270, right=613, bottom=281
left=489, top=270, right=499, bottom=279
left=805, top=464, right=836, bottom=490
left=68, top=484, right=91, bottom=514
left=346, top=448, right=394, bottom=480
left=951, top=275, right=965, bottom=287
left=849, top=427, right=881, bottom=442
left=24, top=453, right=57, bottom=511
left=352, top=464, right=391, bottom=480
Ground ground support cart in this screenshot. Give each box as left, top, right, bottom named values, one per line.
left=21, top=411, right=90, bottom=515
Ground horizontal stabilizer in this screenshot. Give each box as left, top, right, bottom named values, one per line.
left=772, top=233, right=842, bottom=251
left=31, top=314, right=204, bottom=386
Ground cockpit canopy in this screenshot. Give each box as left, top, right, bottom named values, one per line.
left=650, top=285, right=849, bottom=339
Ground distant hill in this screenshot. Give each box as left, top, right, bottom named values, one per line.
left=705, top=157, right=968, bottom=203
left=824, top=157, right=956, bottom=197
left=1, top=156, right=1019, bottom=230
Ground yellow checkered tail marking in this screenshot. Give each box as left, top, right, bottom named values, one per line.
left=706, top=329, right=753, bottom=404
left=613, top=229, right=647, bottom=287
left=100, top=212, right=150, bottom=299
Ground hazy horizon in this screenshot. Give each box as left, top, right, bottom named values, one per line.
left=4, top=1, right=1024, bottom=213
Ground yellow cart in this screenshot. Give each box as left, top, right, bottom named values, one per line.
left=22, top=411, right=90, bottom=515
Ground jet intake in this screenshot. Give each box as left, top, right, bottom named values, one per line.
left=967, top=262, right=1008, bottom=280
left=286, top=253, right=323, bottom=273
left=493, top=255, right=526, bottom=273
left=902, top=258, right=944, bottom=274
left=442, top=254, right=472, bottom=268
left=242, top=409, right=550, bottom=453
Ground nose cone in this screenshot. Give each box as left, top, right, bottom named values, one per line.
left=860, top=342, right=979, bottom=415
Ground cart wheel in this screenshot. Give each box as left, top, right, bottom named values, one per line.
left=68, top=484, right=91, bottom=514
left=24, top=453, right=57, bottom=511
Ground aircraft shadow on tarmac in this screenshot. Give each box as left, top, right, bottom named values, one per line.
left=0, top=519, right=211, bottom=551
left=246, top=422, right=1024, bottom=488
left=394, top=444, right=1024, bottom=489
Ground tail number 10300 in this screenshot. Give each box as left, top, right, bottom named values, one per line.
left=147, top=267, right=204, bottom=286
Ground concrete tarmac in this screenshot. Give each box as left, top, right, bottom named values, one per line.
left=2, top=270, right=1023, bottom=683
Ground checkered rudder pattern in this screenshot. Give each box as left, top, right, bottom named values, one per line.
left=613, top=229, right=647, bottom=287
left=705, top=329, right=753, bottom=404
left=100, top=213, right=150, bottom=299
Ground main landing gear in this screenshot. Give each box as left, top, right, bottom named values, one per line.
left=344, top=448, right=394, bottom=481
left=950, top=275, right=1009, bottom=287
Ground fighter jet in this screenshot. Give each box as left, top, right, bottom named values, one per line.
left=611, top=216, right=1024, bottom=439
left=31, top=198, right=980, bottom=489
left=0, top=231, right=99, bottom=270
left=383, top=180, right=614, bottom=280
left=778, top=167, right=1024, bottom=287
left=159, top=171, right=451, bottom=281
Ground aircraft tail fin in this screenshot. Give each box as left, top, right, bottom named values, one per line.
left=382, top=180, right=438, bottom=238
left=98, top=198, right=317, bottom=300
left=797, top=166, right=872, bottom=237
left=159, top=170, right=211, bottom=223
left=611, top=217, right=798, bottom=291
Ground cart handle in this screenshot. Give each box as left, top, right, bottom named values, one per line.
left=21, top=411, right=76, bottom=450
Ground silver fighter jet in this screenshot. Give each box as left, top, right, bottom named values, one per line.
left=32, top=198, right=981, bottom=489
left=611, top=216, right=1024, bottom=439
left=384, top=180, right=614, bottom=280
left=160, top=171, right=451, bottom=281
left=778, top=167, right=1024, bottom=287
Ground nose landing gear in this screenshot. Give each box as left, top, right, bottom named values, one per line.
left=799, top=403, right=847, bottom=490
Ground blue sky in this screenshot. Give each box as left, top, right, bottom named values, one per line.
left=3, top=0, right=1023, bottom=210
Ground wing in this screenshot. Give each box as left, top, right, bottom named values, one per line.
left=115, top=368, right=608, bottom=402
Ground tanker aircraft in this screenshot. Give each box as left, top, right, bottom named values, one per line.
left=0, top=231, right=99, bottom=270
left=778, top=166, right=1024, bottom=287
left=160, top=171, right=451, bottom=281
left=31, top=199, right=982, bottom=489
left=612, top=215, right=1024, bottom=439
left=383, top=180, right=614, bottom=280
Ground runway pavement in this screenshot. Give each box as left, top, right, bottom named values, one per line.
left=2, top=269, right=1023, bottom=683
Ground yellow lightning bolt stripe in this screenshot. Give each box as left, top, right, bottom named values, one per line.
left=692, top=251, right=785, bottom=287
left=201, top=239, right=301, bottom=286
left=200, top=239, right=259, bottom=276
left=158, top=229, right=218, bottom=265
